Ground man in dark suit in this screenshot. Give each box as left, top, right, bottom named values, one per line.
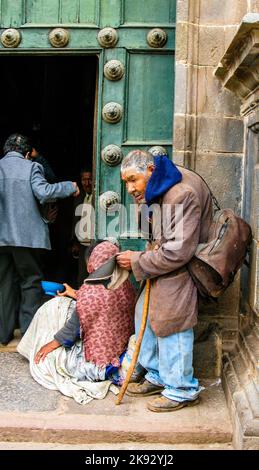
left=0, top=133, right=80, bottom=345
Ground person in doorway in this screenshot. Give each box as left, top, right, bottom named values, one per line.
left=30, top=142, right=58, bottom=224
left=72, top=169, right=93, bottom=286
left=17, top=241, right=136, bottom=402
left=116, top=150, right=213, bottom=412
left=0, top=133, right=80, bottom=345
left=30, top=143, right=56, bottom=184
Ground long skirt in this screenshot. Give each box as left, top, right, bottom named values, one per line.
left=17, top=296, right=125, bottom=405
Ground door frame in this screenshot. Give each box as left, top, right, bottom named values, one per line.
left=0, top=48, right=103, bottom=239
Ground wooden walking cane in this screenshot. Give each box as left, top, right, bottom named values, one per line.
left=116, top=279, right=151, bottom=405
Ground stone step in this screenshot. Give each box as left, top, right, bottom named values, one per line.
left=0, top=353, right=232, bottom=446
left=0, top=405, right=233, bottom=446
left=0, top=441, right=234, bottom=450
left=222, top=351, right=259, bottom=449
left=231, top=350, right=259, bottom=419
left=239, top=330, right=259, bottom=387
left=252, top=322, right=259, bottom=341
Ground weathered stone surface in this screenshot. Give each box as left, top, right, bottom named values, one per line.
left=249, top=241, right=259, bottom=314
left=243, top=436, right=259, bottom=450
left=176, top=23, right=199, bottom=64
left=176, top=0, right=200, bottom=24
left=199, top=277, right=241, bottom=318
left=255, top=165, right=259, bottom=240
left=214, top=14, right=259, bottom=103
left=196, top=117, right=244, bottom=153
left=188, top=23, right=199, bottom=65
left=256, top=247, right=259, bottom=315
left=0, top=352, right=232, bottom=445
left=173, top=114, right=190, bottom=150
left=173, top=113, right=198, bottom=153
left=224, top=25, right=239, bottom=51
left=199, top=26, right=226, bottom=66
left=249, top=239, right=257, bottom=311
left=250, top=0, right=259, bottom=13
left=175, top=22, right=188, bottom=62
left=174, top=63, right=201, bottom=117
left=0, top=353, right=60, bottom=412
left=0, top=350, right=232, bottom=445
left=176, top=0, right=190, bottom=22
left=173, top=3, right=259, bottom=449
left=174, top=63, right=188, bottom=114
left=172, top=151, right=185, bottom=166
left=197, top=67, right=241, bottom=116
left=223, top=336, right=259, bottom=449
left=0, top=393, right=233, bottom=444
left=194, top=323, right=223, bottom=378
left=199, top=0, right=248, bottom=25
left=0, top=442, right=234, bottom=450
left=195, top=153, right=243, bottom=212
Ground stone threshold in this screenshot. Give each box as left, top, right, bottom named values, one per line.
left=0, top=350, right=233, bottom=447
left=0, top=376, right=232, bottom=446
left=0, top=407, right=232, bottom=445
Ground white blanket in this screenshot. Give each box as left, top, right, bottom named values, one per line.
left=17, top=296, right=118, bottom=405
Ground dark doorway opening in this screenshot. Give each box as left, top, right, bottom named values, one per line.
left=0, top=55, right=97, bottom=286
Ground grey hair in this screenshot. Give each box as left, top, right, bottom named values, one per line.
left=121, top=150, right=154, bottom=174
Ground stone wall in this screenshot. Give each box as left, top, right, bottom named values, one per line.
left=214, top=14, right=259, bottom=446
left=174, top=0, right=259, bottom=349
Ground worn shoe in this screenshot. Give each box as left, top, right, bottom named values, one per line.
left=128, top=374, right=145, bottom=384
left=128, top=364, right=146, bottom=383
left=147, top=396, right=200, bottom=412
left=0, top=334, right=14, bottom=346
left=126, top=380, right=164, bottom=397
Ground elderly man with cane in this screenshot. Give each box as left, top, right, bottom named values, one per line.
left=116, top=150, right=212, bottom=412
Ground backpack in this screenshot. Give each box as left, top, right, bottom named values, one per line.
left=187, top=177, right=252, bottom=299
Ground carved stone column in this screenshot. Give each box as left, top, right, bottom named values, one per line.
left=215, top=14, right=259, bottom=323
left=215, top=13, right=259, bottom=450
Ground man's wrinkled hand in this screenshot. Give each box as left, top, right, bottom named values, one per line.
left=116, top=250, right=133, bottom=271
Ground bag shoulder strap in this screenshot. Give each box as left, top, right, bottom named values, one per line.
left=177, top=164, right=221, bottom=211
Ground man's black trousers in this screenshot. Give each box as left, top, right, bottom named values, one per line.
left=0, top=246, right=44, bottom=344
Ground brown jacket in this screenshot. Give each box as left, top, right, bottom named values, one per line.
left=131, top=167, right=213, bottom=337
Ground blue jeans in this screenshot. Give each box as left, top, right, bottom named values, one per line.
left=135, top=287, right=202, bottom=402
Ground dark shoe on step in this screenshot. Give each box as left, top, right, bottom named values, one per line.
left=128, top=374, right=145, bottom=384
left=126, top=380, right=164, bottom=397
left=128, top=364, right=146, bottom=384
left=0, top=334, right=14, bottom=346
left=147, top=396, right=200, bottom=412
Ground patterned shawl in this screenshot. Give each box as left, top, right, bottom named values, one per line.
left=76, top=242, right=136, bottom=368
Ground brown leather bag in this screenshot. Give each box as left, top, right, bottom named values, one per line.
left=188, top=208, right=252, bottom=298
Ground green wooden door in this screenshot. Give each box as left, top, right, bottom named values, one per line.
left=0, top=0, right=176, bottom=249
left=97, top=1, right=176, bottom=249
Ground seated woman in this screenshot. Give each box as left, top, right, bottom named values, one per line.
left=17, top=241, right=136, bottom=404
